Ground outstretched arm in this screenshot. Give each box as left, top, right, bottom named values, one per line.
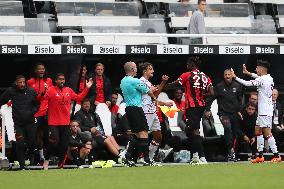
left=231, top=68, right=260, bottom=87
left=163, top=80, right=181, bottom=91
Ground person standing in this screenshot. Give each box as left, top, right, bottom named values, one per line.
left=231, top=60, right=281, bottom=163
left=42, top=73, right=93, bottom=169
left=139, top=62, right=172, bottom=163
left=27, top=62, right=53, bottom=163
left=271, top=89, right=284, bottom=151
left=87, top=63, right=112, bottom=108
left=120, top=61, right=157, bottom=166
left=164, top=57, right=214, bottom=164
left=205, top=69, right=243, bottom=162
left=0, top=75, right=39, bottom=170
left=188, top=0, right=207, bottom=44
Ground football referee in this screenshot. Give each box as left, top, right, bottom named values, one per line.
left=120, top=61, right=157, bottom=166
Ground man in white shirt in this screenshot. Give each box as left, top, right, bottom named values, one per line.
left=139, top=62, right=172, bottom=164
left=231, top=60, right=281, bottom=163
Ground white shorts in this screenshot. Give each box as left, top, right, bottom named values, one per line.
left=256, top=115, right=272, bottom=128
left=145, top=113, right=161, bottom=132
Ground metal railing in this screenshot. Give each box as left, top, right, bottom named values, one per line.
left=0, top=32, right=283, bottom=44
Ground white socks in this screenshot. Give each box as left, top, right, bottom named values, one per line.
left=267, top=135, right=278, bottom=154
left=39, top=149, right=45, bottom=160
left=149, top=141, right=159, bottom=160
left=257, top=135, right=264, bottom=152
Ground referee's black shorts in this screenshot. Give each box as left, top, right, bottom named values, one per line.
left=185, top=106, right=205, bottom=129
left=125, top=106, right=148, bottom=133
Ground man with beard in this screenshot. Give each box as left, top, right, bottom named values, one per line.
left=205, top=69, right=243, bottom=162
left=0, top=75, right=39, bottom=170
left=42, top=73, right=93, bottom=169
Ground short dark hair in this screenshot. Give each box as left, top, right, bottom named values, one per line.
left=246, top=102, right=257, bottom=109
left=198, top=0, right=206, bottom=4
left=257, top=59, right=270, bottom=70
left=139, top=62, right=153, bottom=75
left=81, top=98, right=91, bottom=105
left=15, top=75, right=25, bottom=81
left=56, top=73, right=65, bottom=80
left=187, top=56, right=201, bottom=70
left=249, top=91, right=258, bottom=97
left=33, top=62, right=48, bottom=79
left=70, top=119, right=80, bottom=126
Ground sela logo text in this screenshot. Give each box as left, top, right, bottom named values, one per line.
left=224, top=46, right=244, bottom=54
left=100, top=46, right=119, bottom=54
left=35, top=46, right=54, bottom=54
left=255, top=47, right=274, bottom=54
left=2, top=46, right=22, bottom=54
left=66, top=46, right=87, bottom=54
left=162, top=46, right=184, bottom=54
left=193, top=46, right=214, bottom=54
left=130, top=46, right=151, bottom=54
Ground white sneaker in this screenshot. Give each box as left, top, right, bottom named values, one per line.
left=88, top=165, right=94, bottom=169
left=78, top=165, right=84, bottom=169
left=190, top=153, right=200, bottom=165
left=199, top=157, right=208, bottom=164
left=118, top=149, right=127, bottom=164
left=136, top=157, right=145, bottom=164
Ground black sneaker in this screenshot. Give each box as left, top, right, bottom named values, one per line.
left=143, top=160, right=162, bottom=166
left=226, top=154, right=239, bottom=162
left=121, top=158, right=136, bottom=167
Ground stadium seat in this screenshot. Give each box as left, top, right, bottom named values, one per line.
left=0, top=104, right=15, bottom=142
left=95, top=103, right=112, bottom=136
left=116, top=93, right=124, bottom=105
left=0, top=1, right=25, bottom=44
left=24, top=18, right=53, bottom=44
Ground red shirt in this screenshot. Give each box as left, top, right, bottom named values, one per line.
left=76, top=78, right=86, bottom=104
left=174, top=99, right=185, bottom=111
left=27, top=77, right=53, bottom=117
left=95, top=77, right=105, bottom=103
left=43, top=86, right=89, bottom=126
left=178, top=69, right=212, bottom=108
left=110, top=104, right=119, bottom=114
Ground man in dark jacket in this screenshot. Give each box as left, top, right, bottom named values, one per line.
left=62, top=120, right=93, bottom=168
left=236, top=102, right=257, bottom=157
left=205, top=69, right=243, bottom=161
left=74, top=98, right=123, bottom=159
left=87, top=63, right=112, bottom=108
left=271, top=89, right=284, bottom=151
left=0, top=75, right=39, bottom=170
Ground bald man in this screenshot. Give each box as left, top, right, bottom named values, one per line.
left=120, top=61, right=156, bottom=166
left=272, top=89, right=284, bottom=150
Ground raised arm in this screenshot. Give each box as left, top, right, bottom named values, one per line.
left=154, top=75, right=169, bottom=97
left=243, top=64, right=258, bottom=79
left=231, top=68, right=261, bottom=87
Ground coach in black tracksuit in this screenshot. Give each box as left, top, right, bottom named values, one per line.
left=0, top=75, right=39, bottom=169
left=205, top=69, right=243, bottom=162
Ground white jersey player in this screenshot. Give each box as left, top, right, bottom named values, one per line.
left=139, top=62, right=172, bottom=163
left=231, top=60, right=281, bottom=163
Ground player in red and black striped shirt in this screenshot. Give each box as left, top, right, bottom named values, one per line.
left=165, top=57, right=213, bottom=164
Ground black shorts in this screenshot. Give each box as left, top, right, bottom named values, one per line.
left=185, top=106, right=205, bottom=129
left=35, top=116, right=48, bottom=128
left=125, top=106, right=148, bottom=133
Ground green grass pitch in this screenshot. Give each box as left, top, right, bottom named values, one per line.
left=0, top=163, right=283, bottom=189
